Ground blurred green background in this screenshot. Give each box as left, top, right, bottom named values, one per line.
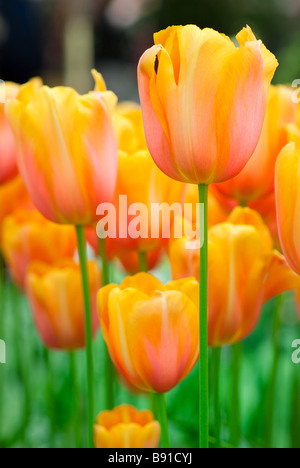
left=1, top=260, right=300, bottom=448
left=0, top=0, right=300, bottom=96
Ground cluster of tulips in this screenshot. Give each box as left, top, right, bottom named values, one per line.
left=1, top=24, right=300, bottom=449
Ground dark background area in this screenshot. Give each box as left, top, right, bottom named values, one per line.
left=0, top=0, right=299, bottom=98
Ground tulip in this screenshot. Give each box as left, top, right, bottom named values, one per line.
left=138, top=24, right=278, bottom=447
left=0, top=82, right=20, bottom=184
left=0, top=175, right=34, bottom=246
left=169, top=207, right=300, bottom=346
left=215, top=85, right=297, bottom=204
left=98, top=273, right=199, bottom=392
left=212, top=188, right=280, bottom=249
left=138, top=25, right=278, bottom=186
left=6, top=72, right=118, bottom=447
left=107, top=103, right=186, bottom=256
left=275, top=142, right=300, bottom=275
left=98, top=273, right=199, bottom=447
left=6, top=75, right=118, bottom=225
left=113, top=149, right=185, bottom=254
left=2, top=209, right=77, bottom=289
left=94, top=405, right=160, bottom=448
left=250, top=192, right=280, bottom=249
left=113, top=101, right=148, bottom=153
left=26, top=259, right=100, bottom=350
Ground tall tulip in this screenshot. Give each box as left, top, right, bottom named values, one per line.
left=6, top=72, right=119, bottom=447
left=97, top=273, right=199, bottom=447
left=138, top=25, right=278, bottom=186
left=94, top=405, right=160, bottom=449
left=138, top=24, right=278, bottom=447
left=169, top=207, right=300, bottom=345
left=2, top=209, right=77, bottom=289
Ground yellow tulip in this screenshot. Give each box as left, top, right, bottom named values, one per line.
left=97, top=273, right=199, bottom=393
left=94, top=405, right=160, bottom=448
left=138, top=25, right=278, bottom=185
left=6, top=73, right=118, bottom=225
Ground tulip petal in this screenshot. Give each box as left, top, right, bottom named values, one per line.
left=263, top=250, right=300, bottom=303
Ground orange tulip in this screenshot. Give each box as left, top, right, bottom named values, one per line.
left=113, top=101, right=148, bottom=153
left=0, top=175, right=34, bottom=246
left=216, top=85, right=297, bottom=204
left=26, top=260, right=100, bottom=350
left=97, top=273, right=199, bottom=393
left=110, top=103, right=186, bottom=252
left=2, top=209, right=77, bottom=288
left=138, top=25, right=278, bottom=185
left=169, top=207, right=300, bottom=346
left=250, top=192, right=280, bottom=249
left=94, top=405, right=160, bottom=448
left=275, top=142, right=300, bottom=275
left=6, top=73, right=118, bottom=225
left=0, top=82, right=20, bottom=184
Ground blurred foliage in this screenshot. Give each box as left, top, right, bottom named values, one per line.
left=0, top=259, right=299, bottom=448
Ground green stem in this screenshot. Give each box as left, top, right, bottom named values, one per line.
left=99, top=237, right=115, bottom=410
left=211, top=347, right=222, bottom=448
left=152, top=393, right=170, bottom=448
left=99, top=237, right=110, bottom=285
left=76, top=226, right=95, bottom=448
left=69, top=352, right=82, bottom=448
left=198, top=184, right=209, bottom=448
left=0, top=255, right=5, bottom=438
left=139, top=251, right=148, bottom=273
left=229, top=342, right=243, bottom=447
left=104, top=346, right=114, bottom=410
left=265, top=294, right=283, bottom=448
left=44, top=347, right=55, bottom=448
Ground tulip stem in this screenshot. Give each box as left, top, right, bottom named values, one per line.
left=139, top=252, right=148, bottom=273
left=69, top=352, right=82, bottom=448
left=76, top=225, right=95, bottom=448
left=229, top=342, right=243, bottom=447
left=99, top=237, right=110, bottom=285
left=152, top=393, right=170, bottom=448
left=44, top=347, right=55, bottom=448
left=198, top=184, right=209, bottom=448
left=211, top=347, right=222, bottom=448
left=0, top=255, right=6, bottom=438
left=99, top=236, right=115, bottom=410
left=265, top=294, right=283, bottom=448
